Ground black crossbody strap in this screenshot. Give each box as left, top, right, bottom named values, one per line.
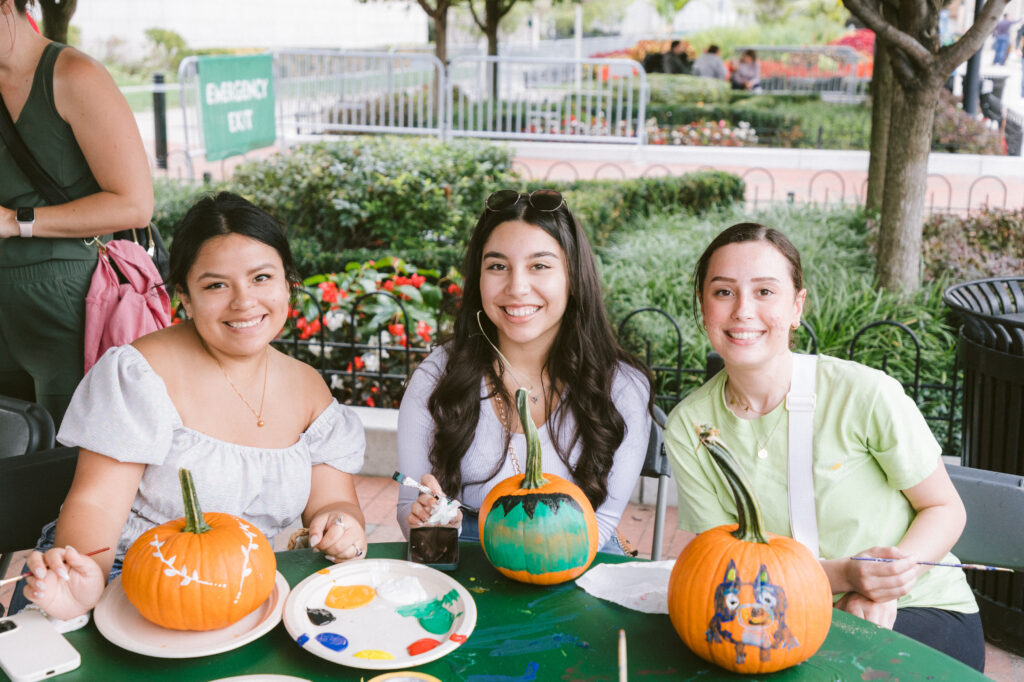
left=0, top=96, right=71, bottom=206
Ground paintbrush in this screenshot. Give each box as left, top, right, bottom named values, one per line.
left=618, top=629, right=628, bottom=682
left=392, top=472, right=479, bottom=515
left=0, top=547, right=112, bottom=587
left=851, top=556, right=1014, bottom=573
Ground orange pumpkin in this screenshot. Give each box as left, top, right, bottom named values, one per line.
left=479, top=388, right=599, bottom=585
left=667, top=425, right=832, bottom=674
left=121, top=468, right=277, bottom=631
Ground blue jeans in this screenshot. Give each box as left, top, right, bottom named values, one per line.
left=461, top=516, right=626, bottom=555
left=6, top=520, right=123, bottom=616
left=994, top=35, right=1009, bottom=64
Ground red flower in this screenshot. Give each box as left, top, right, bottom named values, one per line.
left=382, top=280, right=395, bottom=291
left=299, top=317, right=321, bottom=340
left=410, top=274, right=426, bottom=288
left=366, top=397, right=376, bottom=407
left=345, top=356, right=365, bottom=372
left=318, top=281, right=340, bottom=303
left=388, top=323, right=404, bottom=337
left=447, top=283, right=462, bottom=296
left=416, top=320, right=432, bottom=344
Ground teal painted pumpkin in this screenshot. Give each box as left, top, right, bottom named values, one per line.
left=478, top=388, right=599, bottom=584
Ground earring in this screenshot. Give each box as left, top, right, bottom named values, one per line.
left=791, top=320, right=800, bottom=329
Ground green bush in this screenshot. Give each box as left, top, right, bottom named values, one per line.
left=647, top=73, right=732, bottom=107
left=227, top=137, right=517, bottom=251
left=528, top=172, right=745, bottom=246
left=151, top=177, right=225, bottom=245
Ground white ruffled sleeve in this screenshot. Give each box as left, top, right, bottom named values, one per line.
left=57, top=345, right=177, bottom=464
left=304, top=401, right=365, bottom=474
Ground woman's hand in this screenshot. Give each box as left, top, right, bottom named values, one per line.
left=843, top=546, right=919, bottom=602
left=835, top=591, right=898, bottom=629
left=406, top=474, right=462, bottom=530
left=23, top=546, right=106, bottom=620
left=307, top=510, right=367, bottom=563
left=0, top=207, right=17, bottom=239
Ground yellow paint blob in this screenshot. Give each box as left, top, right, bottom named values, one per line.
left=316, top=568, right=331, bottom=575
left=354, top=649, right=394, bottom=660
left=830, top=462, right=843, bottom=470
left=325, top=584, right=376, bottom=609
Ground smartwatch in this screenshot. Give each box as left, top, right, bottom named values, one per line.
left=16, top=207, right=34, bottom=238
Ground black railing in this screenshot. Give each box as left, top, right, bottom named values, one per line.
left=276, top=294, right=962, bottom=456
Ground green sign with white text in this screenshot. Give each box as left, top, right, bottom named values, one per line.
left=197, top=54, right=275, bottom=161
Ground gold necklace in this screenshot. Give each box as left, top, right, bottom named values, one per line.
left=493, top=393, right=523, bottom=474
left=752, top=408, right=786, bottom=459
left=210, top=345, right=270, bottom=427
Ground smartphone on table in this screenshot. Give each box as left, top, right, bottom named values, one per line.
left=0, top=610, right=81, bottom=681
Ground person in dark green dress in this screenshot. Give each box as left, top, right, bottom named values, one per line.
left=0, top=0, right=152, bottom=426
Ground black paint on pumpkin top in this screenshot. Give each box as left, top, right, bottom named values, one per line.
left=494, top=492, right=583, bottom=519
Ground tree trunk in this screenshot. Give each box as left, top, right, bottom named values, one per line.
left=434, top=7, right=449, bottom=68
left=865, top=36, right=893, bottom=212
left=875, top=80, right=941, bottom=293
left=38, top=0, right=77, bottom=43
left=485, top=0, right=500, bottom=102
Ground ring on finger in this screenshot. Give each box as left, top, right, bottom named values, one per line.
left=353, top=542, right=364, bottom=558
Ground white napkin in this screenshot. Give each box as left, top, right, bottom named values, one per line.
left=575, top=560, right=675, bottom=614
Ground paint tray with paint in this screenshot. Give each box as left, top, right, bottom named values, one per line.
left=282, top=558, right=477, bottom=670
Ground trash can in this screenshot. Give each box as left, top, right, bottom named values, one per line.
left=943, top=277, right=1024, bottom=652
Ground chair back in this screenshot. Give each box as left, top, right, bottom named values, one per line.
left=0, top=447, right=78, bottom=582
left=0, top=395, right=56, bottom=459
left=948, top=463, right=1024, bottom=570
left=642, top=405, right=672, bottom=560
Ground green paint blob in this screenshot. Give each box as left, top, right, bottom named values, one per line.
left=396, top=589, right=460, bottom=634
left=483, top=494, right=590, bottom=574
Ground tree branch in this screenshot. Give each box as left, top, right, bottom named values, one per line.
left=499, top=0, right=517, bottom=20
left=937, top=0, right=1011, bottom=72
left=416, top=0, right=441, bottom=21
left=467, top=0, right=486, bottom=32
left=843, top=0, right=933, bottom=69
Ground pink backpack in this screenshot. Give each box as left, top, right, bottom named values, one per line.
left=83, top=239, right=171, bottom=373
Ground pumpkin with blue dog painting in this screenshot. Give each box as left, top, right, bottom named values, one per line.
left=478, top=388, right=599, bottom=585
left=667, top=425, right=832, bottom=674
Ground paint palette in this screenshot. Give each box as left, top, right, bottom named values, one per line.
left=93, top=571, right=289, bottom=658
left=282, top=559, right=477, bottom=670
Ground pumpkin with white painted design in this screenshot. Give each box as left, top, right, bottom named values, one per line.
left=121, top=468, right=277, bottom=631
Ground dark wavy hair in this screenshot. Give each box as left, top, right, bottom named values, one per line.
left=426, top=193, right=652, bottom=509
left=167, top=191, right=301, bottom=296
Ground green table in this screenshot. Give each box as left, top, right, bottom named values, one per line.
left=28, top=542, right=986, bottom=681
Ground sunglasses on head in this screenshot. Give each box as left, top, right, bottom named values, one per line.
left=484, top=189, right=565, bottom=213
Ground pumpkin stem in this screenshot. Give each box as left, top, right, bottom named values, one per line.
left=516, top=388, right=548, bottom=489
left=179, top=468, right=212, bottom=535
left=696, top=424, right=770, bottom=544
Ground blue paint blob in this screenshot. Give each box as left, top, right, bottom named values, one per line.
left=296, top=634, right=309, bottom=646
left=315, top=632, right=350, bottom=652
left=489, top=633, right=580, bottom=657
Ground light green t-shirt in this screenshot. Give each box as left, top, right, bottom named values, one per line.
left=665, top=354, right=977, bottom=613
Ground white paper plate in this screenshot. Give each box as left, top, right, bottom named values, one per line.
left=94, top=571, right=288, bottom=658
left=282, top=559, right=476, bottom=670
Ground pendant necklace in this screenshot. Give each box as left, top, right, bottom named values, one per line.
left=208, top=344, right=270, bottom=427
left=753, top=409, right=786, bottom=459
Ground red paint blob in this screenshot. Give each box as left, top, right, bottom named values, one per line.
left=407, top=638, right=442, bottom=656
left=450, top=633, right=468, bottom=643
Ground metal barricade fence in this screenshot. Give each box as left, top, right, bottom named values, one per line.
left=177, top=56, right=205, bottom=179
left=447, top=55, right=648, bottom=144
left=273, top=49, right=446, bottom=144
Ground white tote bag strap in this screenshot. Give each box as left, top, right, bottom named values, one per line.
left=786, top=353, right=819, bottom=556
